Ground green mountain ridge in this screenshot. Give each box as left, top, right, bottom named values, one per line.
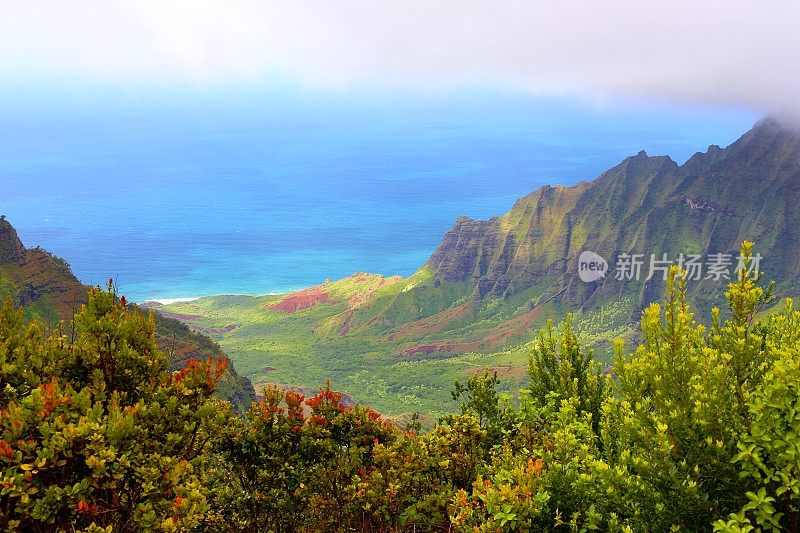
left=424, top=116, right=800, bottom=313
left=0, top=217, right=256, bottom=410
left=160, top=117, right=800, bottom=416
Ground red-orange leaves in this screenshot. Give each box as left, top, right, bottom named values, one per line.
left=214, top=357, right=229, bottom=378
left=0, top=440, right=12, bottom=458
left=284, top=389, right=305, bottom=425
left=308, top=415, right=328, bottom=427
left=37, top=379, right=71, bottom=418
left=254, top=397, right=282, bottom=422
left=168, top=356, right=228, bottom=395
left=527, top=457, right=543, bottom=476
left=305, top=380, right=343, bottom=413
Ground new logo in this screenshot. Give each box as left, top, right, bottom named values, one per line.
left=578, top=251, right=608, bottom=282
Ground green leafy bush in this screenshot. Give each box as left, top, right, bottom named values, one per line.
left=2, top=242, right=799, bottom=531
left=0, top=283, right=229, bottom=532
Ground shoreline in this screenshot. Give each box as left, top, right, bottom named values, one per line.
left=140, top=292, right=287, bottom=306
left=134, top=274, right=397, bottom=306
left=147, top=296, right=203, bottom=305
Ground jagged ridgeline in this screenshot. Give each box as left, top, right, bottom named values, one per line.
left=322, top=117, right=800, bottom=338
left=158, top=117, right=800, bottom=416
left=0, top=217, right=255, bottom=410
left=425, top=116, right=800, bottom=315
left=286, top=119, right=800, bottom=341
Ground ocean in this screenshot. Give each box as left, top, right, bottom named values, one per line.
left=0, top=88, right=756, bottom=301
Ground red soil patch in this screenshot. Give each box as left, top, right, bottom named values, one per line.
left=338, top=312, right=354, bottom=336
left=388, top=302, right=473, bottom=341
left=269, top=287, right=337, bottom=313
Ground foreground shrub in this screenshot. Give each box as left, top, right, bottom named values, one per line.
left=450, top=243, right=799, bottom=531
left=0, top=283, right=228, bottom=533
left=3, top=242, right=799, bottom=532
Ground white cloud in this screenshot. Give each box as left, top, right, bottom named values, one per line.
left=1, top=0, right=798, bottom=115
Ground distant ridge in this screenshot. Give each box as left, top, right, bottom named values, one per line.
left=422, top=116, right=800, bottom=311
left=309, top=117, right=800, bottom=346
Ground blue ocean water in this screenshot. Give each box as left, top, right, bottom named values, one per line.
left=0, top=88, right=756, bottom=301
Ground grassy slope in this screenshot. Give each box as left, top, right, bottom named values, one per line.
left=161, top=279, right=634, bottom=417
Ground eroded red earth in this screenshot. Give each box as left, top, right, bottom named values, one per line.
left=268, top=287, right=337, bottom=313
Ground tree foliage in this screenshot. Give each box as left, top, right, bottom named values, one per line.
left=528, top=313, right=607, bottom=434
left=2, top=242, right=799, bottom=531
left=0, top=282, right=229, bottom=532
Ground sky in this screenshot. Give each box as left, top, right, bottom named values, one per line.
left=0, top=1, right=781, bottom=298
left=1, top=1, right=798, bottom=118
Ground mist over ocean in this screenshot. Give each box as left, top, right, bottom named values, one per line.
left=0, top=89, right=755, bottom=302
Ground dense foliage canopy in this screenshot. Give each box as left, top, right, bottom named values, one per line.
left=1, top=243, right=798, bottom=531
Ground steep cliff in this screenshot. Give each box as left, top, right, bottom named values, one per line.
left=423, top=117, right=800, bottom=314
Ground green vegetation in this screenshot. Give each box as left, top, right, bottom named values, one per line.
left=4, top=119, right=800, bottom=529
left=160, top=287, right=631, bottom=417
left=3, top=242, right=799, bottom=531
left=0, top=283, right=231, bottom=531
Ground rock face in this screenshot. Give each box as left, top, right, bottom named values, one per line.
left=0, top=218, right=26, bottom=263
left=313, top=117, right=800, bottom=352
left=0, top=218, right=256, bottom=410
left=423, top=117, right=800, bottom=312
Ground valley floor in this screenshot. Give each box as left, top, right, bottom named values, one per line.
left=156, top=284, right=634, bottom=417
